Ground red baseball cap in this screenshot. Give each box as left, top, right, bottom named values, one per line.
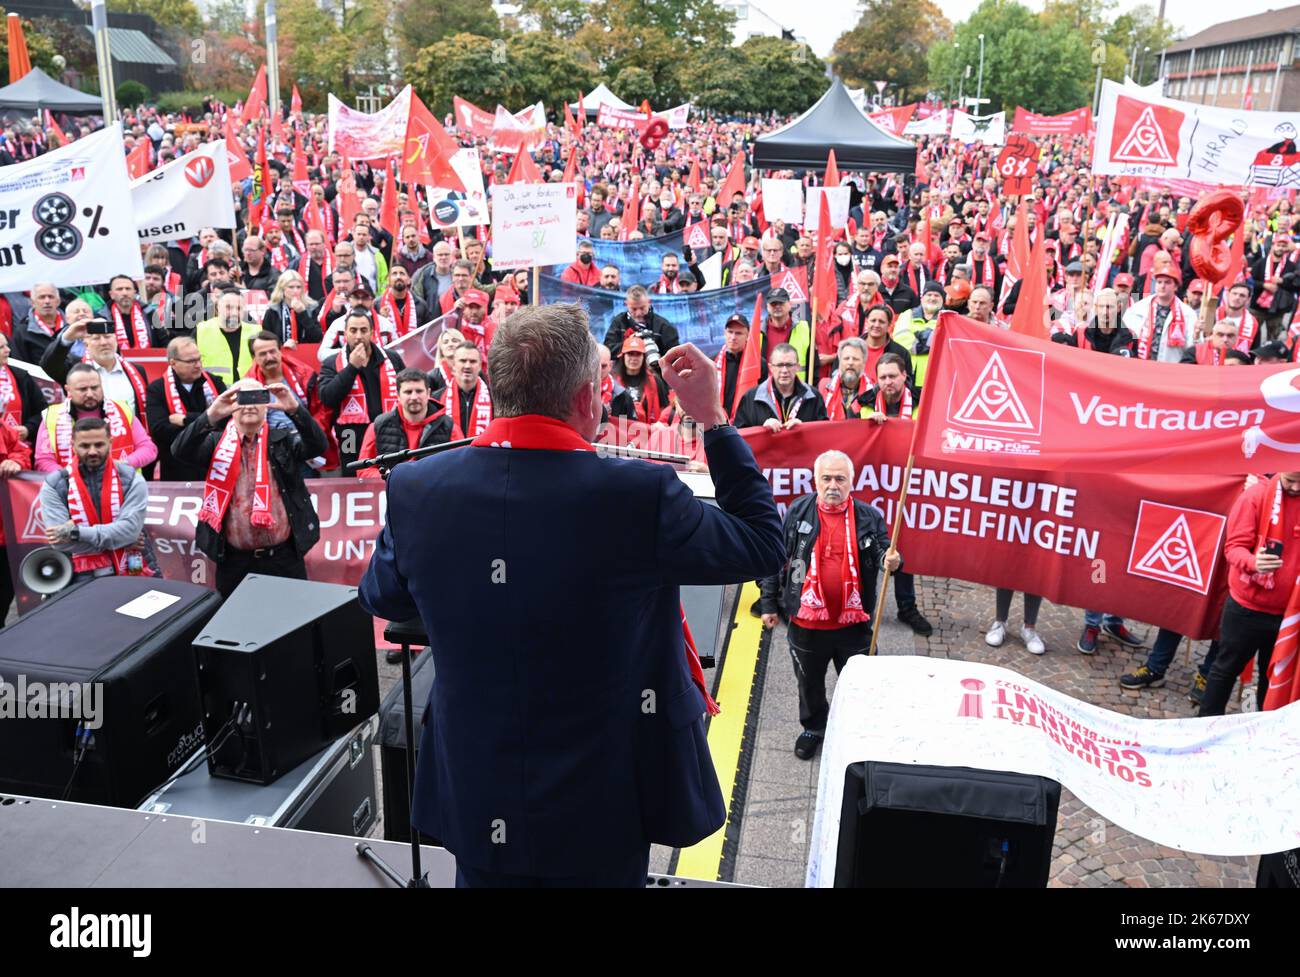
left=621, top=335, right=647, bottom=356
left=462, top=288, right=489, bottom=307
left=973, top=231, right=991, bottom=242
left=1187, top=278, right=1206, bottom=293
left=1113, top=272, right=1134, bottom=287
left=1153, top=265, right=1182, bottom=285
left=741, top=236, right=760, bottom=249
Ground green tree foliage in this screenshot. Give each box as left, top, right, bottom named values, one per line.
left=832, top=0, right=950, bottom=102
left=677, top=43, right=752, bottom=115
left=279, top=0, right=388, bottom=105
left=927, top=0, right=1090, bottom=114
left=517, top=0, right=587, bottom=37
left=107, top=0, right=202, bottom=33
left=736, top=36, right=827, bottom=117
left=392, top=0, right=501, bottom=68
left=116, top=79, right=149, bottom=107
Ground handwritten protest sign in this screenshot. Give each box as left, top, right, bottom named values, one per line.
left=490, top=182, right=578, bottom=270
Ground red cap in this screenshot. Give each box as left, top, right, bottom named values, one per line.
left=1187, top=278, right=1206, bottom=293
left=973, top=231, right=991, bottom=242
left=1113, top=272, right=1134, bottom=287
left=621, top=335, right=647, bottom=356
left=741, top=236, right=760, bottom=249
left=1153, top=264, right=1182, bottom=285
left=493, top=285, right=520, bottom=304
left=462, top=288, right=489, bottom=307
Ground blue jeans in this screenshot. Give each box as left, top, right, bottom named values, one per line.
left=1146, top=630, right=1220, bottom=677
left=1083, top=610, right=1123, bottom=629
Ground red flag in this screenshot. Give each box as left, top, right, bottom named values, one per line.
left=304, top=194, right=325, bottom=237
left=225, top=115, right=252, bottom=182
left=914, top=311, right=1300, bottom=475
left=686, top=158, right=701, bottom=194
left=506, top=145, right=543, bottom=184
left=290, top=84, right=303, bottom=117
left=1005, top=201, right=1031, bottom=282
left=248, top=127, right=268, bottom=230
left=379, top=160, right=399, bottom=237
left=291, top=129, right=309, bottom=195
left=240, top=65, right=268, bottom=124
left=1264, top=584, right=1300, bottom=710
left=812, top=190, right=836, bottom=320
left=402, top=91, right=465, bottom=190
left=1008, top=223, right=1050, bottom=339
left=824, top=148, right=840, bottom=188
left=914, top=149, right=927, bottom=183
left=126, top=138, right=150, bottom=179
left=639, top=99, right=653, bottom=117
left=563, top=100, right=579, bottom=142
left=572, top=91, right=585, bottom=138
left=620, top=178, right=640, bottom=240
left=561, top=148, right=585, bottom=207
left=732, top=292, right=763, bottom=418
left=270, top=107, right=285, bottom=144
left=337, top=161, right=361, bottom=232
left=717, top=151, right=745, bottom=207
left=44, top=110, right=68, bottom=147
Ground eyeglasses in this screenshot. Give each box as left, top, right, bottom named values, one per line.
left=770, top=361, right=798, bottom=371
left=172, top=356, right=203, bottom=366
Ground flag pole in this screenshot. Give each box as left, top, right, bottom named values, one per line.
left=532, top=263, right=540, bottom=307
left=89, top=0, right=118, bottom=123
left=868, top=311, right=950, bottom=656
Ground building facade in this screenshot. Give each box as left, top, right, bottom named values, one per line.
left=1162, top=7, right=1300, bottom=112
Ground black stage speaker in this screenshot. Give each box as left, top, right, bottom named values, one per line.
left=193, top=575, right=379, bottom=785
left=0, top=577, right=222, bottom=807
left=833, top=762, right=1061, bottom=888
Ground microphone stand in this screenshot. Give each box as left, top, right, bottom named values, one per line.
left=352, top=427, right=689, bottom=886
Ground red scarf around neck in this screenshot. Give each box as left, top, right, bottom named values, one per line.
left=111, top=302, right=151, bottom=349
left=0, top=365, right=23, bottom=429
left=200, top=420, right=274, bottom=534
left=874, top=384, right=913, bottom=418
left=382, top=289, right=418, bottom=338
left=65, top=457, right=150, bottom=576
left=1137, top=298, right=1185, bottom=361
left=445, top=377, right=493, bottom=439
left=165, top=367, right=220, bottom=416
left=795, top=500, right=869, bottom=626
left=823, top=371, right=866, bottom=421
left=335, top=348, right=399, bottom=425
left=470, top=413, right=719, bottom=714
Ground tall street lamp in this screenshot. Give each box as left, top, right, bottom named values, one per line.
left=976, top=33, right=986, bottom=108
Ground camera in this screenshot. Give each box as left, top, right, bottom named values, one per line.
left=236, top=388, right=273, bottom=406
left=85, top=318, right=112, bottom=335
left=635, top=327, right=661, bottom=366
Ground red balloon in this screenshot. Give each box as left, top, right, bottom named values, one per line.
left=1187, top=190, right=1244, bottom=283
left=640, top=118, right=669, bottom=151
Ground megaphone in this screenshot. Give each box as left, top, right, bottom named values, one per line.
left=19, top=547, right=73, bottom=596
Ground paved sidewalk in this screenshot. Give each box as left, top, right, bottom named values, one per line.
left=725, top=576, right=1258, bottom=888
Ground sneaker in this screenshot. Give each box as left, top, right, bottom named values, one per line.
left=1120, top=665, right=1166, bottom=689
left=1102, top=622, right=1145, bottom=648
left=898, top=606, right=934, bottom=637
left=1077, top=626, right=1100, bottom=655
left=1187, top=671, right=1207, bottom=706
left=794, top=730, right=823, bottom=760
left=1021, top=627, right=1046, bottom=656
left=985, top=621, right=1007, bottom=647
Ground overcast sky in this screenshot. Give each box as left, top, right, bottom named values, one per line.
left=766, top=0, right=1284, bottom=58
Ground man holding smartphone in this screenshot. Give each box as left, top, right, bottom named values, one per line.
left=1200, top=471, right=1300, bottom=716
left=171, top=378, right=329, bottom=597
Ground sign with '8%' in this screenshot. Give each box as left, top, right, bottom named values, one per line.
left=0, top=123, right=142, bottom=288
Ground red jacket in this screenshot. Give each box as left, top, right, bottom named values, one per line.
left=0, top=423, right=33, bottom=546
left=560, top=259, right=600, bottom=287
left=1225, top=479, right=1300, bottom=615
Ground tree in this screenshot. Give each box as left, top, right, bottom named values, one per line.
left=392, top=0, right=501, bottom=68
left=501, top=32, right=597, bottom=109
left=517, top=0, right=587, bottom=38
left=590, top=0, right=735, bottom=49
left=678, top=43, right=752, bottom=115
left=833, top=0, right=950, bottom=102
left=737, top=36, right=827, bottom=117
left=278, top=0, right=388, bottom=104
left=405, top=33, right=514, bottom=115
left=613, top=66, right=655, bottom=105
left=927, top=0, right=1090, bottom=114
left=107, top=0, right=202, bottom=33
left=117, top=79, right=149, bottom=108
left=574, top=21, right=688, bottom=105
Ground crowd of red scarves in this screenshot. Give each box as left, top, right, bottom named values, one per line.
left=6, top=93, right=1300, bottom=710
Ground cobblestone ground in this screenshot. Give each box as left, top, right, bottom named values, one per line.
left=918, top=578, right=1257, bottom=889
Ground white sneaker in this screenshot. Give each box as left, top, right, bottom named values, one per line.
left=1022, top=627, right=1046, bottom=655
left=986, top=621, right=1006, bottom=647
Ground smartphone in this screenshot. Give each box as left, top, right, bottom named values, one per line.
left=1267, top=540, right=1285, bottom=559
left=85, top=319, right=112, bottom=335
left=236, top=388, right=272, bottom=406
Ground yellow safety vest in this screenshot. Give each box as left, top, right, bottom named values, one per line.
left=196, top=318, right=260, bottom=383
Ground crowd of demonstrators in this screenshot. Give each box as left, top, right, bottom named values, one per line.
left=0, top=96, right=1295, bottom=725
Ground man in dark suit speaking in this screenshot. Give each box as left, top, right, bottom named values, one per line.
left=360, top=303, right=784, bottom=887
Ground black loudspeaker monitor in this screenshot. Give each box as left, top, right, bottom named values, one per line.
left=192, top=575, right=379, bottom=785
left=0, top=577, right=222, bottom=807
left=833, top=762, right=1061, bottom=888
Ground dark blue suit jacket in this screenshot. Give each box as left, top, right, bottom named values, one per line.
left=360, top=426, right=783, bottom=877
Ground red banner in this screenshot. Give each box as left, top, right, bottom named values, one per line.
left=916, top=313, right=1300, bottom=475
left=0, top=475, right=387, bottom=617
left=452, top=96, right=496, bottom=140
left=996, top=133, right=1038, bottom=196
left=743, top=420, right=1236, bottom=639
left=868, top=104, right=917, bottom=136
left=1012, top=106, right=1092, bottom=136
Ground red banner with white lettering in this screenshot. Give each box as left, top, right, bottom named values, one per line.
left=595, top=104, right=649, bottom=131
left=743, top=420, right=1237, bottom=639
left=452, top=96, right=496, bottom=140
left=915, top=313, right=1300, bottom=475
left=868, top=104, right=917, bottom=136
left=0, top=476, right=387, bottom=617
left=1012, top=106, right=1092, bottom=136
